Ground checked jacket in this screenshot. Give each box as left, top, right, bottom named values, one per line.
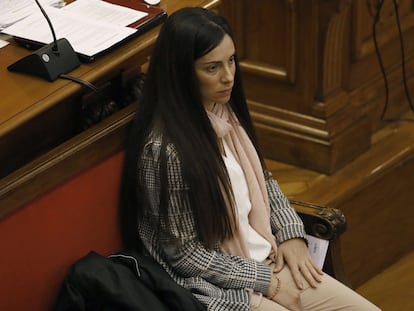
left=136, top=133, right=306, bottom=311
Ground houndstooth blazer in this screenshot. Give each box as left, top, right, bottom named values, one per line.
left=136, top=133, right=306, bottom=311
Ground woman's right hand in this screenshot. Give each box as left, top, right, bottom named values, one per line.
left=271, top=282, right=302, bottom=311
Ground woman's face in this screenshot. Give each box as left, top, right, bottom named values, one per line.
left=195, top=34, right=236, bottom=111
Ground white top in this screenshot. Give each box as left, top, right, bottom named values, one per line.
left=221, top=140, right=271, bottom=262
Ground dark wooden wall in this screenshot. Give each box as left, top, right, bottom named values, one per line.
left=220, top=0, right=414, bottom=174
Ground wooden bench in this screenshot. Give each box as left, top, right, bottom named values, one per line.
left=0, top=150, right=347, bottom=311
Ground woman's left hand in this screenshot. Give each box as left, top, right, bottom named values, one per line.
left=273, top=238, right=323, bottom=290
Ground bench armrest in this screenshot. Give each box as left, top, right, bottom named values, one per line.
left=289, top=199, right=348, bottom=283
left=290, top=199, right=346, bottom=241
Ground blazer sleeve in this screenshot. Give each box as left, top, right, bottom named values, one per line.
left=265, top=171, right=307, bottom=244
left=140, top=140, right=271, bottom=295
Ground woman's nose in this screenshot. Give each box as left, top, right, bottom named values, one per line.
left=221, top=65, right=234, bottom=83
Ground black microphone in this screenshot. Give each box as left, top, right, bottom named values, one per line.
left=7, top=0, right=80, bottom=82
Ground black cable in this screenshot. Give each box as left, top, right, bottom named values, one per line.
left=59, top=73, right=106, bottom=126
left=372, top=0, right=414, bottom=123
left=392, top=0, right=414, bottom=112
left=372, top=0, right=389, bottom=121
left=59, top=73, right=100, bottom=93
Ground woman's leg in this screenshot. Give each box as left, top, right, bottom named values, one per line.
left=274, top=263, right=381, bottom=311
left=253, top=260, right=381, bottom=310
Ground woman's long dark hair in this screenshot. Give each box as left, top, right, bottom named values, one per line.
left=120, top=7, right=264, bottom=250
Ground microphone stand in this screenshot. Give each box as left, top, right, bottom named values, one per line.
left=7, top=0, right=80, bottom=82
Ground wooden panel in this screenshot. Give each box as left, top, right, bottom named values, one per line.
left=282, top=118, right=414, bottom=287
left=220, top=0, right=414, bottom=173
left=0, top=58, right=142, bottom=179
left=349, top=0, right=414, bottom=130
left=356, top=251, right=414, bottom=310
left=339, top=160, right=414, bottom=288
left=352, top=0, right=414, bottom=60
left=239, top=0, right=297, bottom=83
left=267, top=115, right=414, bottom=287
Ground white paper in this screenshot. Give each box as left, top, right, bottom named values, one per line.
left=62, top=0, right=148, bottom=27
left=1, top=6, right=137, bottom=57
left=306, top=234, right=329, bottom=269
left=0, top=0, right=64, bottom=29
left=0, top=39, right=9, bottom=48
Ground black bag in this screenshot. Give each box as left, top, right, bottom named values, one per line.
left=54, top=251, right=206, bottom=311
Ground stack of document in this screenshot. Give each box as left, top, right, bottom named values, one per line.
left=0, top=0, right=65, bottom=30
left=1, top=0, right=150, bottom=59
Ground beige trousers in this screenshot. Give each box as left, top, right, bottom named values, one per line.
left=253, top=262, right=381, bottom=311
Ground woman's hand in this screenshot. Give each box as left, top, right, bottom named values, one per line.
left=274, top=238, right=323, bottom=289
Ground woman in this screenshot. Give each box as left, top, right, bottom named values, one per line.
left=120, top=7, right=380, bottom=311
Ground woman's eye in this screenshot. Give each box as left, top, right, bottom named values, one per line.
left=229, top=55, right=235, bottom=63
left=207, top=64, right=218, bottom=72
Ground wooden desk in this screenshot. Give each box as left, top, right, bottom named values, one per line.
left=0, top=0, right=220, bottom=218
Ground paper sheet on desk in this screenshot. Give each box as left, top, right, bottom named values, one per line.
left=1, top=6, right=138, bottom=58
left=61, top=0, right=148, bottom=27
left=0, top=39, right=9, bottom=48
left=306, top=234, right=329, bottom=269
left=0, top=0, right=64, bottom=30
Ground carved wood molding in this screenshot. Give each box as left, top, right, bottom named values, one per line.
left=321, top=1, right=351, bottom=95
left=290, top=199, right=347, bottom=241
left=249, top=101, right=330, bottom=142
left=314, top=0, right=352, bottom=116
left=239, top=60, right=291, bottom=82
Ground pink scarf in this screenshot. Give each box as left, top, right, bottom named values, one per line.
left=207, top=104, right=278, bottom=259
